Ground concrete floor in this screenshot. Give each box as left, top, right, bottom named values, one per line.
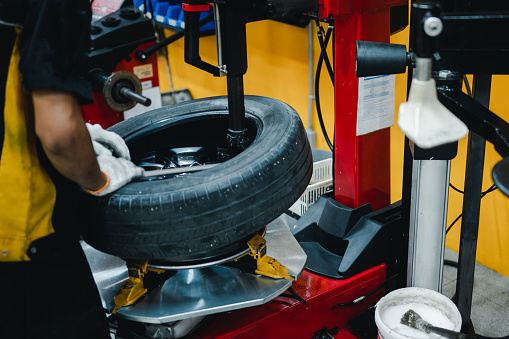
left=442, top=248, right=509, bottom=338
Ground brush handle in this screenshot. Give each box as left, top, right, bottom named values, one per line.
left=424, top=324, right=470, bottom=339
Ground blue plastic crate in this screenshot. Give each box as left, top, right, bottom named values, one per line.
left=134, top=0, right=214, bottom=32
left=166, top=4, right=182, bottom=27
left=154, top=2, right=169, bottom=23
left=199, top=11, right=215, bottom=31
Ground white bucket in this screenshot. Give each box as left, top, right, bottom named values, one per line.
left=375, top=287, right=462, bottom=339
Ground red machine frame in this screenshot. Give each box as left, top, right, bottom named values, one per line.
left=189, top=265, right=386, bottom=338
left=325, top=0, right=405, bottom=211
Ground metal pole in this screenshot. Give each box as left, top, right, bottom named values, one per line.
left=227, top=75, right=245, bottom=133
left=216, top=3, right=248, bottom=148
left=455, top=74, right=491, bottom=330
left=407, top=158, right=450, bottom=291
left=406, top=68, right=460, bottom=292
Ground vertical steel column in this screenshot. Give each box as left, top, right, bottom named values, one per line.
left=407, top=158, right=450, bottom=291
left=403, top=2, right=454, bottom=292
left=455, top=74, right=491, bottom=330
left=332, top=2, right=392, bottom=211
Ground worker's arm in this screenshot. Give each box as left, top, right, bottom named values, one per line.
left=32, top=89, right=108, bottom=192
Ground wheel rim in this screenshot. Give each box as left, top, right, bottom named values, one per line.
left=129, top=114, right=256, bottom=181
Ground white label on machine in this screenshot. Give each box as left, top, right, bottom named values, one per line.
left=133, top=64, right=154, bottom=79
left=141, top=80, right=152, bottom=90
left=356, top=74, right=395, bottom=136
left=124, top=86, right=162, bottom=120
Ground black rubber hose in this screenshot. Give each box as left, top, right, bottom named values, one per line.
left=315, top=20, right=334, bottom=85
left=315, top=25, right=334, bottom=151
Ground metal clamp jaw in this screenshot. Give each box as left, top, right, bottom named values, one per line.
left=233, top=233, right=293, bottom=281
left=112, top=260, right=169, bottom=314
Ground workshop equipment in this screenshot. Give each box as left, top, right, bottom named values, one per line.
left=89, top=69, right=151, bottom=112
left=402, top=2, right=458, bottom=292
left=357, top=1, right=509, bottom=335
left=319, top=0, right=407, bottom=212
left=80, top=0, right=410, bottom=338
left=85, top=217, right=309, bottom=337
left=83, top=3, right=161, bottom=128
left=81, top=1, right=509, bottom=337
left=179, top=0, right=408, bottom=266
left=185, top=264, right=387, bottom=339
left=110, top=230, right=295, bottom=314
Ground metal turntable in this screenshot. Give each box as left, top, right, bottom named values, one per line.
left=83, top=215, right=307, bottom=324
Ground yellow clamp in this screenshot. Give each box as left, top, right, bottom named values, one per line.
left=247, top=234, right=293, bottom=281
left=112, top=259, right=148, bottom=314
left=112, top=259, right=166, bottom=314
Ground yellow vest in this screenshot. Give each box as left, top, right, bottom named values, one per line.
left=0, top=31, right=57, bottom=261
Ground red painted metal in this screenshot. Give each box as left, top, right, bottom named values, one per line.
left=319, top=0, right=404, bottom=18
left=182, top=3, right=211, bottom=12
left=188, top=265, right=386, bottom=339
left=81, top=42, right=160, bottom=128
left=320, top=1, right=405, bottom=211
left=333, top=8, right=391, bottom=211
left=81, top=92, right=124, bottom=128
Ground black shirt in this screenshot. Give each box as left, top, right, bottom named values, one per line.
left=0, top=0, right=93, bottom=104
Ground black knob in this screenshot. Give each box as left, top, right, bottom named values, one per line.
left=90, top=24, right=102, bottom=35
left=101, top=16, right=121, bottom=27
left=119, top=8, right=141, bottom=20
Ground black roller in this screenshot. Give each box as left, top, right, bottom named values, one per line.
left=356, top=41, right=410, bottom=77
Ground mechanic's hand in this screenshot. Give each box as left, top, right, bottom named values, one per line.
left=84, top=125, right=144, bottom=196
left=85, top=151, right=144, bottom=196
left=86, top=123, right=131, bottom=160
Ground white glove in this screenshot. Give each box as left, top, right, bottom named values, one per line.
left=90, top=152, right=145, bottom=196
left=84, top=124, right=144, bottom=196
left=86, top=123, right=131, bottom=160
left=91, top=140, right=114, bottom=157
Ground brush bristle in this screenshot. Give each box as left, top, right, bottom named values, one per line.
left=400, top=309, right=423, bottom=328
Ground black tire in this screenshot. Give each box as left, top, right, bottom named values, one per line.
left=79, top=95, right=312, bottom=261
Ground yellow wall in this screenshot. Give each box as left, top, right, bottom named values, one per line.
left=158, top=18, right=509, bottom=277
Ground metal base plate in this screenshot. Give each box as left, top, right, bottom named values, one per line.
left=83, top=215, right=306, bottom=324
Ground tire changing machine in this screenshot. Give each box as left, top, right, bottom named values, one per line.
left=81, top=0, right=414, bottom=338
